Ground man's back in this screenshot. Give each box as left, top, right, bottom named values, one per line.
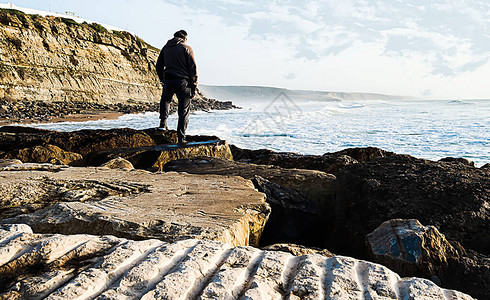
left=156, top=37, right=197, bottom=84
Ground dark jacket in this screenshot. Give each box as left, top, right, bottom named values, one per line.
left=156, top=37, right=198, bottom=86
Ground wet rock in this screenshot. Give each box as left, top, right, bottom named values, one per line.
left=331, top=146, right=395, bottom=162
left=230, top=144, right=358, bottom=174
left=331, top=154, right=490, bottom=258
left=3, top=144, right=83, bottom=166
left=366, top=219, right=457, bottom=277
left=0, top=166, right=269, bottom=247
left=230, top=145, right=394, bottom=175
left=0, top=225, right=474, bottom=299
left=439, top=157, right=476, bottom=167
left=101, top=157, right=134, bottom=170
left=88, top=140, right=234, bottom=171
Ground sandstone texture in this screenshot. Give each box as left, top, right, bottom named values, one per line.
left=0, top=225, right=474, bottom=299
left=3, top=144, right=83, bottom=165
left=163, top=156, right=336, bottom=212
left=101, top=157, right=134, bottom=170
left=0, top=166, right=269, bottom=247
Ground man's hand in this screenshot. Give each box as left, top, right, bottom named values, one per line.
left=189, top=82, right=197, bottom=97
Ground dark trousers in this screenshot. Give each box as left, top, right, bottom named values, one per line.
left=159, top=79, right=192, bottom=139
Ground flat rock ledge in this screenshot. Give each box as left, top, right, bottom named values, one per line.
left=0, top=225, right=473, bottom=299
left=0, top=165, right=269, bottom=247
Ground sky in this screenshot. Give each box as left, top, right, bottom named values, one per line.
left=3, top=0, right=490, bottom=99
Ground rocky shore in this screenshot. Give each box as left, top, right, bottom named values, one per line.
left=0, top=94, right=237, bottom=124
left=0, top=126, right=487, bottom=299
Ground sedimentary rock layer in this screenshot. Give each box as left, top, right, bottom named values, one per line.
left=0, top=165, right=269, bottom=247
left=0, top=9, right=160, bottom=104
left=0, top=225, right=474, bottom=299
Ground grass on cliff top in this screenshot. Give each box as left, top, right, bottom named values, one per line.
left=0, top=8, right=26, bottom=16
left=89, top=22, right=108, bottom=33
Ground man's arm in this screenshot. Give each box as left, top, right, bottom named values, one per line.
left=155, top=48, right=165, bottom=82
left=186, top=46, right=198, bottom=87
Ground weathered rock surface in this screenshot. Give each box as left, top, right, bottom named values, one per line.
left=164, top=156, right=336, bottom=213
left=366, top=219, right=457, bottom=278
left=3, top=144, right=83, bottom=166
left=164, top=157, right=337, bottom=247
left=331, top=154, right=490, bottom=258
left=0, top=127, right=224, bottom=168
left=0, top=126, right=158, bottom=156
left=0, top=166, right=269, bottom=247
left=0, top=225, right=474, bottom=299
left=88, top=140, right=234, bottom=171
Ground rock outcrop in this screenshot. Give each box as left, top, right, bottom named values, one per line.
left=230, top=144, right=393, bottom=175
left=3, top=144, right=83, bottom=165
left=0, top=165, right=269, bottom=247
left=163, top=157, right=337, bottom=247
left=0, top=126, right=230, bottom=169
left=331, top=154, right=490, bottom=258
left=0, top=225, right=474, bottom=299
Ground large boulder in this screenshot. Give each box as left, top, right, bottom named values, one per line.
left=366, top=219, right=457, bottom=278
left=3, top=144, right=83, bottom=166
left=87, top=140, right=234, bottom=171
left=0, top=225, right=474, bottom=299
left=366, top=219, right=490, bottom=299
left=330, top=154, right=489, bottom=258
left=0, top=166, right=269, bottom=247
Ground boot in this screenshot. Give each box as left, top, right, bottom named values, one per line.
left=158, top=120, right=168, bottom=130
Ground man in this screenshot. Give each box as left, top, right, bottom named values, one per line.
left=156, top=30, right=198, bottom=144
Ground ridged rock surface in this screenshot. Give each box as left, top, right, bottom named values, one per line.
left=0, top=225, right=474, bottom=299
left=0, top=165, right=269, bottom=247
left=0, top=9, right=160, bottom=103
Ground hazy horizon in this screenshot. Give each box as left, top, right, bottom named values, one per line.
left=3, top=0, right=489, bottom=99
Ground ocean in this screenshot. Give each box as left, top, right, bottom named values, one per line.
left=27, top=98, right=490, bottom=167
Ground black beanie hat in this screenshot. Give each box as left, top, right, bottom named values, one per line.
left=174, top=30, right=188, bottom=39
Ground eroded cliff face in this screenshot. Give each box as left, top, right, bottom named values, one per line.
left=0, top=9, right=161, bottom=104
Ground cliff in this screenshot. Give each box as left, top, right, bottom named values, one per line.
left=0, top=8, right=162, bottom=104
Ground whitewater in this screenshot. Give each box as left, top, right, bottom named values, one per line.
left=27, top=98, right=489, bottom=167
